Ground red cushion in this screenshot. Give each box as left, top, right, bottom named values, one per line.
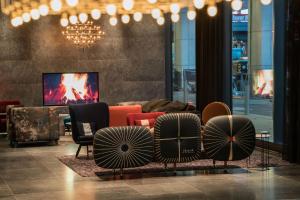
left=134, top=118, right=156, bottom=129
left=109, top=105, right=142, bottom=127
left=127, top=112, right=165, bottom=126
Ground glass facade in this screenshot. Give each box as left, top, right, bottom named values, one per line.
left=232, top=0, right=274, bottom=141
left=172, top=9, right=196, bottom=105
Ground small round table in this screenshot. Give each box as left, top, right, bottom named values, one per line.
left=256, top=131, right=271, bottom=170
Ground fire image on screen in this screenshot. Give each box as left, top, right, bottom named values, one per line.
left=43, top=72, right=99, bottom=105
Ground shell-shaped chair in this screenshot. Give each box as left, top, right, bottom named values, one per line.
left=202, top=102, right=231, bottom=125
left=93, top=126, right=154, bottom=172
left=203, top=115, right=256, bottom=161
left=154, top=113, right=201, bottom=164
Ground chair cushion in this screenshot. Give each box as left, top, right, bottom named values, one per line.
left=127, top=112, right=165, bottom=126
left=77, top=122, right=96, bottom=136
left=109, top=105, right=142, bottom=127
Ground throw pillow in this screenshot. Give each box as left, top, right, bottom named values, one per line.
left=134, top=118, right=156, bottom=129
left=77, top=122, right=96, bottom=136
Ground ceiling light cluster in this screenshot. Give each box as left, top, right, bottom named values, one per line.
left=1, top=0, right=272, bottom=28
left=61, top=20, right=105, bottom=47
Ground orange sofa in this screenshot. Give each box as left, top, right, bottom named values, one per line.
left=109, top=105, right=142, bottom=127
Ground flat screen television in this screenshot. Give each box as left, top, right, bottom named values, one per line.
left=43, top=72, right=99, bottom=106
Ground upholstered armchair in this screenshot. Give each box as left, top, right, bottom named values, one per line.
left=69, top=102, right=109, bottom=158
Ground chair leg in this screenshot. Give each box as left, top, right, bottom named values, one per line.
left=76, top=144, right=81, bottom=158
left=87, top=145, right=89, bottom=159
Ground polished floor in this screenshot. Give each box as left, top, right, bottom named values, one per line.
left=0, top=136, right=300, bottom=200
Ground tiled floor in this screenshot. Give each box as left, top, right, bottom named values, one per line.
left=0, top=136, right=300, bottom=200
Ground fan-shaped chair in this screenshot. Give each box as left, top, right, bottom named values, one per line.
left=69, top=102, right=109, bottom=158
left=203, top=115, right=256, bottom=163
left=93, top=126, right=153, bottom=175
left=154, top=113, right=201, bottom=167
left=202, top=102, right=231, bottom=125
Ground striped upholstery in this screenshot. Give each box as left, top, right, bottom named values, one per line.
left=203, top=115, right=256, bottom=161
left=93, top=126, right=153, bottom=169
left=154, top=113, right=201, bottom=163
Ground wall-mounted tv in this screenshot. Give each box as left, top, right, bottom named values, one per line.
left=43, top=72, right=99, bottom=106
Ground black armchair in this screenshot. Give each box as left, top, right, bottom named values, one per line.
left=69, top=102, right=109, bottom=158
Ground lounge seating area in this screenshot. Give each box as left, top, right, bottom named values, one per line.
left=1, top=0, right=300, bottom=199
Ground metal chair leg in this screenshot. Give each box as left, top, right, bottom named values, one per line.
left=87, top=145, right=89, bottom=159
left=76, top=144, right=81, bottom=158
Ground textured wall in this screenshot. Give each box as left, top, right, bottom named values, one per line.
left=0, top=14, right=166, bottom=106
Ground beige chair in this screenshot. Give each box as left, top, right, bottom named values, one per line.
left=202, top=102, right=231, bottom=125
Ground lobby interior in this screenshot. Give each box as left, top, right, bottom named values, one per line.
left=1, top=0, right=300, bottom=199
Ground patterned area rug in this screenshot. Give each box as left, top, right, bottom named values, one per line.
left=58, top=150, right=290, bottom=177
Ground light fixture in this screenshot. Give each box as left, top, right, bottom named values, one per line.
left=69, top=15, right=78, bottom=24
left=22, top=13, right=31, bottom=23
left=171, top=13, right=179, bottom=23
left=1, top=0, right=271, bottom=28
left=109, top=16, right=118, bottom=26
left=133, top=12, right=143, bottom=22
left=193, top=0, right=205, bottom=9
left=157, top=16, right=165, bottom=25
left=62, top=20, right=105, bottom=47
left=106, top=4, right=117, bottom=16
left=207, top=5, right=218, bottom=17
left=39, top=4, right=49, bottom=16
left=30, top=9, right=40, bottom=20
left=151, top=8, right=161, bottom=19
left=50, top=0, right=62, bottom=12
left=123, top=0, right=134, bottom=11
left=187, top=10, right=196, bottom=20
left=231, top=0, right=243, bottom=11
left=66, top=0, right=79, bottom=7
left=121, top=14, right=130, bottom=24
left=260, top=0, right=272, bottom=5
left=78, top=13, right=88, bottom=23
left=91, top=9, right=101, bottom=20
left=170, top=3, right=180, bottom=14
left=60, top=17, right=69, bottom=27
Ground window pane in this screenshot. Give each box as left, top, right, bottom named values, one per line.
left=232, top=0, right=274, bottom=142
left=172, top=9, right=196, bottom=105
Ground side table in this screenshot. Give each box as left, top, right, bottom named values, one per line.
left=256, top=131, right=271, bottom=170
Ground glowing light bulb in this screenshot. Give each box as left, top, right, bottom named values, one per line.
left=109, top=16, right=118, bottom=26
left=39, top=4, right=49, bottom=16
left=170, top=3, right=180, bottom=14
left=69, top=15, right=78, bottom=24
left=66, top=0, right=79, bottom=7
left=11, top=18, right=19, bottom=27
left=106, top=4, right=117, bottom=15
left=50, top=0, right=62, bottom=12
left=151, top=8, right=161, bottom=19
left=121, top=14, right=130, bottom=24
left=60, top=18, right=69, bottom=27
left=91, top=9, right=101, bottom=20
left=79, top=13, right=88, bottom=23
left=133, top=12, right=142, bottom=22
left=30, top=9, right=40, bottom=20
left=171, top=13, right=180, bottom=22
left=231, top=0, right=243, bottom=11
left=22, top=12, right=31, bottom=23
left=187, top=10, right=196, bottom=20
left=148, top=0, right=157, bottom=3
left=193, top=0, right=205, bottom=9
left=122, top=0, right=134, bottom=11
left=207, top=5, right=217, bottom=17
left=260, top=0, right=272, bottom=5
left=157, top=16, right=165, bottom=25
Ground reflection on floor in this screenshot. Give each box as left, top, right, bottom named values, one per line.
left=0, top=136, right=299, bottom=200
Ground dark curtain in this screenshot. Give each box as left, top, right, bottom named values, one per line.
left=283, top=0, right=300, bottom=163
left=195, top=2, right=232, bottom=112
